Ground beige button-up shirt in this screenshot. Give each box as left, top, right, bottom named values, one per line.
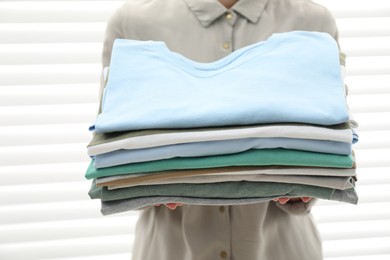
left=100, top=0, right=340, bottom=259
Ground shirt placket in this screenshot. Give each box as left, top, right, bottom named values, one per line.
left=220, top=11, right=237, bottom=53
left=216, top=12, right=238, bottom=260
left=217, top=205, right=231, bottom=260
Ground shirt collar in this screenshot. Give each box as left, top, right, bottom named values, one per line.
left=183, top=0, right=269, bottom=27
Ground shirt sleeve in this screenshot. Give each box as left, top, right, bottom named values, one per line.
left=99, top=6, right=125, bottom=99
left=320, top=7, right=340, bottom=47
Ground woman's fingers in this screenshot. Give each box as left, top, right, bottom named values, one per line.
left=275, top=197, right=290, bottom=204
left=154, top=203, right=184, bottom=209
left=273, top=197, right=312, bottom=204
left=300, top=197, right=311, bottom=203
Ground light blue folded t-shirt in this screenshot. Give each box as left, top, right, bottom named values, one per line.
left=93, top=137, right=352, bottom=168
left=90, top=31, right=348, bottom=133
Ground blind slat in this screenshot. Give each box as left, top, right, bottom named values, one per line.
left=0, top=217, right=136, bottom=244
left=353, top=130, right=390, bottom=149
left=0, top=181, right=90, bottom=205
left=351, top=112, right=390, bottom=131
left=348, top=93, right=390, bottom=112
left=0, top=104, right=97, bottom=126
left=313, top=202, right=390, bottom=223
left=340, top=37, right=390, bottom=56
left=323, top=237, right=390, bottom=258
left=0, top=64, right=101, bottom=86
left=353, top=167, right=390, bottom=185
left=346, top=56, right=390, bottom=75
left=0, top=200, right=136, bottom=224
left=0, top=163, right=89, bottom=185
left=0, top=162, right=89, bottom=187
left=0, top=124, right=91, bottom=146
left=0, top=144, right=90, bottom=166
left=0, top=1, right=122, bottom=23
left=346, top=75, right=390, bottom=95
left=353, top=149, right=390, bottom=168
left=0, top=235, right=134, bottom=260
left=49, top=254, right=132, bottom=260
left=0, top=23, right=105, bottom=44
left=337, top=17, right=390, bottom=37
left=314, top=0, right=390, bottom=18
left=326, top=255, right=390, bottom=260
left=318, top=219, right=390, bottom=240
left=0, top=43, right=102, bottom=65
left=0, top=84, right=99, bottom=106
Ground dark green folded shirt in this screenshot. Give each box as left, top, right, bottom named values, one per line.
left=89, top=180, right=357, bottom=205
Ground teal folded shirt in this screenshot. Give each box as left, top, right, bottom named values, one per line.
left=85, top=148, right=354, bottom=179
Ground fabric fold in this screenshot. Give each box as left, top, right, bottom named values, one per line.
left=91, top=31, right=348, bottom=133
left=85, top=148, right=354, bottom=179
left=87, top=123, right=355, bottom=156
left=89, top=180, right=358, bottom=205
left=93, top=136, right=351, bottom=168
left=100, top=187, right=358, bottom=214
left=104, top=173, right=355, bottom=190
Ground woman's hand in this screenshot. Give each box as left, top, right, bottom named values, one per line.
left=273, top=197, right=311, bottom=204
left=154, top=198, right=312, bottom=210
left=154, top=203, right=183, bottom=210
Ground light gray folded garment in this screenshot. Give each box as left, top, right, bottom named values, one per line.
left=106, top=173, right=355, bottom=191
left=96, top=166, right=357, bottom=188
left=100, top=187, right=358, bottom=215
left=88, top=123, right=354, bottom=156
left=93, top=137, right=352, bottom=168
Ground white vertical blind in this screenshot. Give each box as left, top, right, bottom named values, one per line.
left=312, top=1, right=390, bottom=259
left=0, top=0, right=389, bottom=259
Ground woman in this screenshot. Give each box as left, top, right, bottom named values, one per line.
left=100, top=0, right=340, bottom=259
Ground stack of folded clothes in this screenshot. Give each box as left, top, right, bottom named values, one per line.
left=85, top=31, right=359, bottom=215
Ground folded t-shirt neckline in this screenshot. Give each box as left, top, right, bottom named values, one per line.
left=151, top=32, right=282, bottom=77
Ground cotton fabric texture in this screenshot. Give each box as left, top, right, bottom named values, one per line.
left=91, top=0, right=359, bottom=260
left=89, top=180, right=358, bottom=207
left=93, top=136, right=352, bottom=168
left=88, top=122, right=356, bottom=156
left=90, top=31, right=348, bottom=133
left=101, top=171, right=356, bottom=190
left=99, top=190, right=359, bottom=214
left=86, top=148, right=354, bottom=179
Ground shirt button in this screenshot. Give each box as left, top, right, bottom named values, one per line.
left=225, top=12, right=233, bottom=20
left=219, top=206, right=225, bottom=213
left=220, top=250, right=228, bottom=259
left=223, top=43, right=230, bottom=49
